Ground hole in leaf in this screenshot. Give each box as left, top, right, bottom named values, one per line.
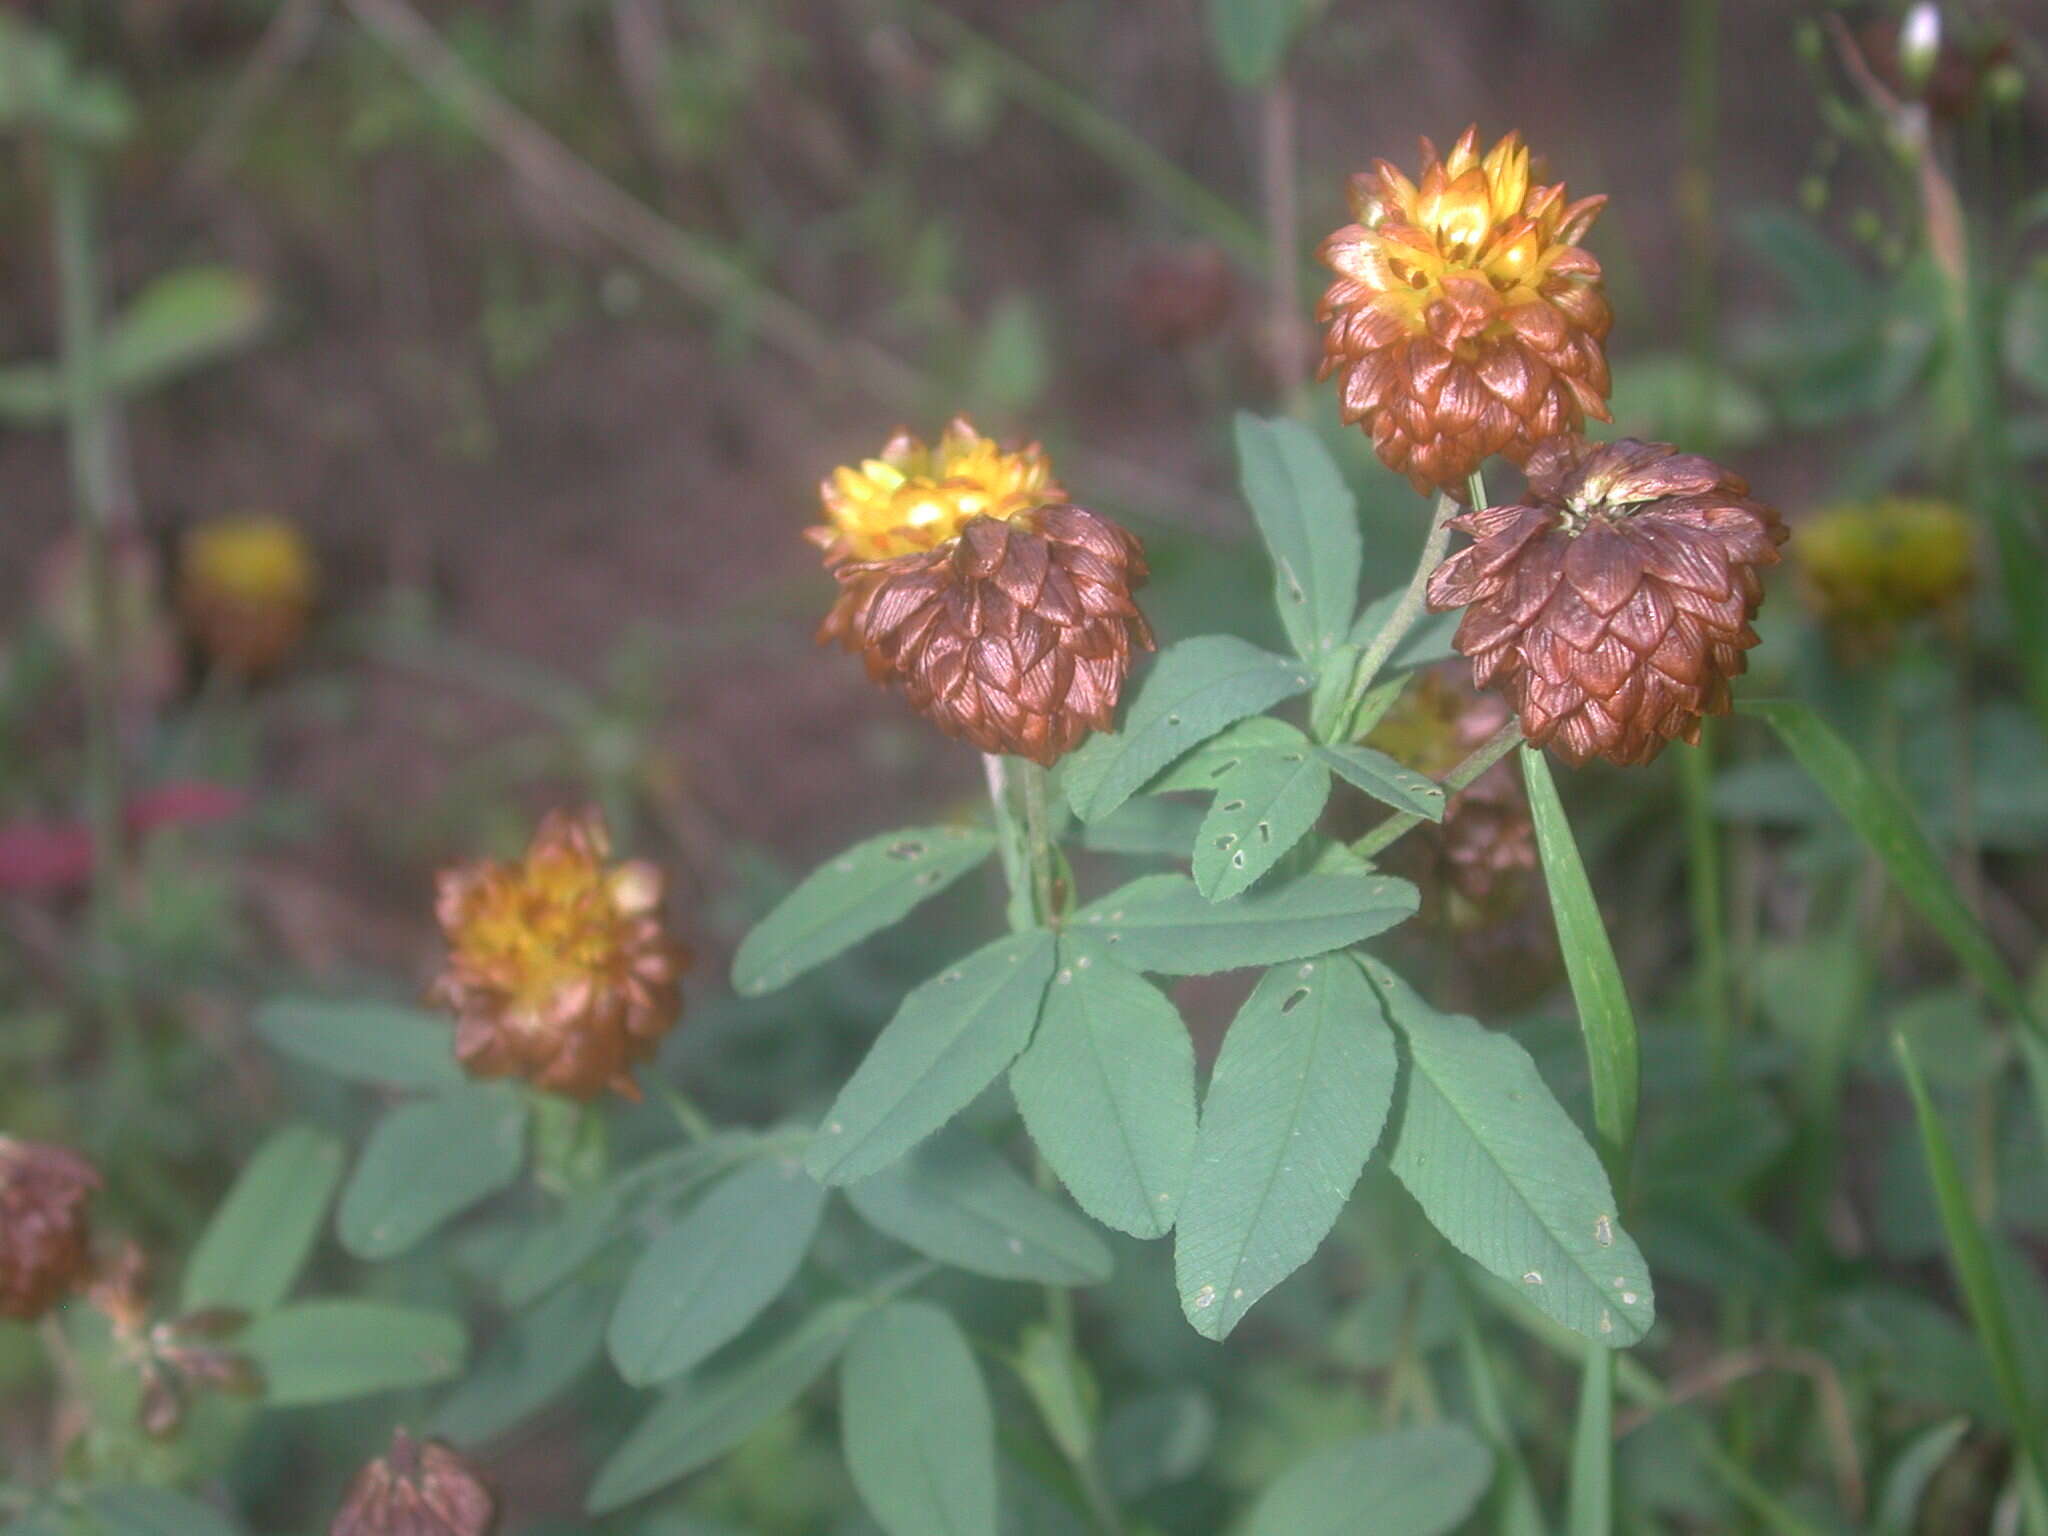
left=1281, top=987, right=1310, bottom=1013
left=1220, top=799, right=1245, bottom=812
left=886, top=840, right=927, bottom=861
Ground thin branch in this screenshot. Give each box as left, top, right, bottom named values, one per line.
left=178, top=0, right=329, bottom=190
left=1615, top=1345, right=1866, bottom=1518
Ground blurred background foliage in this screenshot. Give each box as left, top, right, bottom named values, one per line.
left=4, top=0, right=2048, bottom=1532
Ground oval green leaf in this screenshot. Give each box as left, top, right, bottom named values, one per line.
left=1194, top=739, right=1332, bottom=901
left=1245, top=1424, right=1493, bottom=1536
left=1366, top=961, right=1655, bottom=1346
left=1072, top=873, right=1417, bottom=976
left=336, top=1086, right=528, bottom=1261
left=254, top=997, right=464, bottom=1090
left=609, top=1155, right=827, bottom=1386
left=847, top=1123, right=1112, bottom=1284
left=1011, top=940, right=1197, bottom=1238
left=243, top=1300, right=467, bottom=1406
left=841, top=1302, right=999, bottom=1536
left=1066, top=637, right=1314, bottom=823
left=431, top=1277, right=609, bottom=1444
left=807, top=930, right=1057, bottom=1185
left=1318, top=743, right=1447, bottom=822
left=182, top=1124, right=344, bottom=1315
left=588, top=1301, right=865, bottom=1514
left=1174, top=955, right=1396, bottom=1338
left=732, top=824, right=996, bottom=996
left=1234, top=413, right=1361, bottom=659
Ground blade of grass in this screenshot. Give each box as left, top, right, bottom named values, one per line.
left=1739, top=700, right=2035, bottom=1032
left=1894, top=1033, right=2048, bottom=1531
left=1478, top=1277, right=1828, bottom=1536
left=1522, top=746, right=1640, bottom=1195
left=1566, top=1346, right=1614, bottom=1536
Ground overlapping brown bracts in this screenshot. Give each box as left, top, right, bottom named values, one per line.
left=821, top=504, right=1153, bottom=766
left=1426, top=436, right=1785, bottom=767
left=331, top=1430, right=497, bottom=1536
left=1318, top=127, right=1611, bottom=495
left=0, top=1137, right=99, bottom=1320
left=430, top=809, right=689, bottom=1101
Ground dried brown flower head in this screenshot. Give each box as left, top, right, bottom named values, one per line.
left=331, top=1430, right=497, bottom=1536
left=0, top=1137, right=100, bottom=1320
left=814, top=420, right=1153, bottom=765
left=177, top=513, right=318, bottom=678
left=1318, top=127, right=1611, bottom=495
left=86, top=1241, right=262, bottom=1439
left=430, top=809, right=690, bottom=1101
left=1426, top=436, right=1785, bottom=767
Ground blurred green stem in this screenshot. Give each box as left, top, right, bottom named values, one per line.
left=1336, top=474, right=1476, bottom=733
left=1680, top=731, right=1733, bottom=1090
left=51, top=136, right=137, bottom=1054
left=1260, top=77, right=1309, bottom=412
left=982, top=754, right=1038, bottom=934
left=895, top=0, right=1263, bottom=267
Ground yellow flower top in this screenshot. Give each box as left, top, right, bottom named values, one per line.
left=1799, top=496, right=1975, bottom=630
left=1323, top=126, right=1606, bottom=351
left=813, top=415, right=1065, bottom=563
left=180, top=514, right=316, bottom=608
left=437, top=810, right=662, bottom=1020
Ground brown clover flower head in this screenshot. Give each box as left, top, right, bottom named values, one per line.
left=177, top=513, right=318, bottom=678
left=331, top=1429, right=497, bottom=1536
left=1318, top=127, right=1611, bottom=496
left=430, top=809, right=690, bottom=1101
left=1797, top=496, right=1973, bottom=655
left=0, top=1137, right=100, bottom=1321
left=814, top=421, right=1153, bottom=766
left=1425, top=436, right=1786, bottom=767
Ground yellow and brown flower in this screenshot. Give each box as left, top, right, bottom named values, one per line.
left=331, top=1429, right=497, bottom=1536
left=1797, top=495, right=1973, bottom=655
left=177, top=512, right=317, bottom=678
left=0, top=1137, right=99, bottom=1321
left=1426, top=435, right=1786, bottom=767
left=1318, top=127, right=1612, bottom=496
left=430, top=809, right=689, bottom=1101
left=813, top=419, right=1153, bottom=766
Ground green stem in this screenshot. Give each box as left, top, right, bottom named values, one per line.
left=1018, top=761, right=1060, bottom=928
left=1679, top=728, right=1733, bottom=1091
left=1336, top=484, right=1466, bottom=732
left=1350, top=717, right=1523, bottom=864
left=981, top=754, right=1038, bottom=934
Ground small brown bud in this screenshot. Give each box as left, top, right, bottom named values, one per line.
left=1426, top=436, right=1785, bottom=766
left=430, top=809, right=690, bottom=1101
left=331, top=1429, right=497, bottom=1536
left=0, top=1137, right=100, bottom=1321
